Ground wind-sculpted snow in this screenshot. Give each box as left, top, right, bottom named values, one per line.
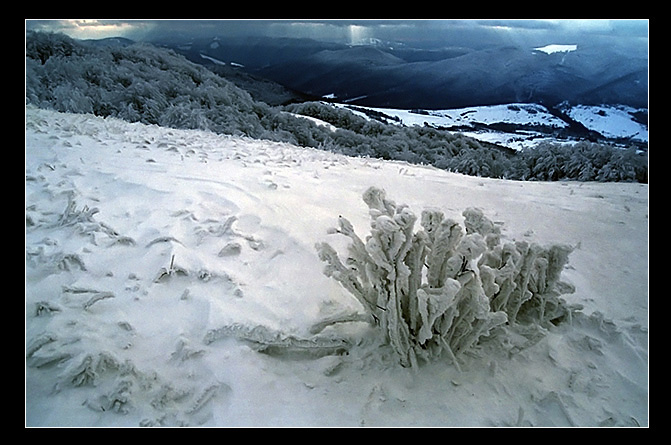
left=25, top=108, right=647, bottom=426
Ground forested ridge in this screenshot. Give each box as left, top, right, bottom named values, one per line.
left=26, top=31, right=647, bottom=183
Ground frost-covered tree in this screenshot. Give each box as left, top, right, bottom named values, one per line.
left=512, top=141, right=647, bottom=183
left=317, top=187, right=578, bottom=368
left=26, top=31, right=647, bottom=184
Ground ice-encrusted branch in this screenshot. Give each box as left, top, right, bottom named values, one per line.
left=203, top=323, right=350, bottom=358
left=316, top=186, right=577, bottom=368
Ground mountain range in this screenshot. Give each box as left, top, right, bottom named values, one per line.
left=156, top=36, right=648, bottom=110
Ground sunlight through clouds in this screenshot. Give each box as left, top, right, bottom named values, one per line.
left=27, top=19, right=155, bottom=40
left=348, top=24, right=370, bottom=45
left=26, top=19, right=647, bottom=47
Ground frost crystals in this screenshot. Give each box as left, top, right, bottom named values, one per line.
left=316, top=187, right=577, bottom=368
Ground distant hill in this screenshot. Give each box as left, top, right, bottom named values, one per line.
left=82, top=36, right=135, bottom=47
left=256, top=44, right=648, bottom=110
left=25, top=31, right=647, bottom=183
left=160, top=36, right=648, bottom=110
left=199, top=63, right=313, bottom=106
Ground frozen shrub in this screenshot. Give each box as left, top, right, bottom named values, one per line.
left=316, top=187, right=577, bottom=368
left=469, top=211, right=577, bottom=326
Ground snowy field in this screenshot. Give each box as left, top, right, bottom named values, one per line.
left=25, top=107, right=648, bottom=427
left=564, top=105, right=649, bottom=142
left=337, top=102, right=648, bottom=150
left=353, top=103, right=569, bottom=130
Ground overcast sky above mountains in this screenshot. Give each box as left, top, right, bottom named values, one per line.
left=25, top=19, right=649, bottom=110
left=26, top=19, right=648, bottom=50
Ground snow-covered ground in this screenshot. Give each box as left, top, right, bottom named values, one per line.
left=534, top=44, right=578, bottom=55
left=359, top=103, right=568, bottom=130
left=25, top=107, right=648, bottom=427
left=287, top=112, right=337, bottom=132
left=335, top=102, right=648, bottom=150
left=564, top=105, right=649, bottom=142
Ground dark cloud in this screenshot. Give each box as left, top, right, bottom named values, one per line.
left=26, top=19, right=647, bottom=52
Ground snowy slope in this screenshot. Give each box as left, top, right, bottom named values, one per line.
left=564, top=105, right=648, bottom=142
left=534, top=44, right=578, bottom=55
left=25, top=107, right=648, bottom=427
left=356, top=103, right=568, bottom=129
left=333, top=102, right=568, bottom=151
left=335, top=102, right=648, bottom=150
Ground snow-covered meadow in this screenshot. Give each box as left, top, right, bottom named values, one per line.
left=25, top=106, right=648, bottom=427
left=344, top=103, right=568, bottom=130
left=564, top=105, right=648, bottom=142
left=336, top=102, right=648, bottom=151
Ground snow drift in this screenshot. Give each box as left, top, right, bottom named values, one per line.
left=25, top=107, right=648, bottom=427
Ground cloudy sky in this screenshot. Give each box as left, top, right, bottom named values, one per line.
left=25, top=19, right=648, bottom=50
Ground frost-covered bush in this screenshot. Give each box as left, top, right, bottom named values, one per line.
left=317, top=187, right=578, bottom=368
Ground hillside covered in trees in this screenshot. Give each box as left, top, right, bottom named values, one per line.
left=25, top=31, right=647, bottom=183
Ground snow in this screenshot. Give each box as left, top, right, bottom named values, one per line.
left=199, top=54, right=227, bottom=66
left=458, top=130, right=564, bottom=152
left=198, top=54, right=244, bottom=68
left=334, top=102, right=571, bottom=150
left=565, top=105, right=648, bottom=142
left=534, top=44, right=578, bottom=55
left=286, top=112, right=337, bottom=132
left=359, top=103, right=568, bottom=130
left=25, top=106, right=648, bottom=427
left=333, top=101, right=648, bottom=150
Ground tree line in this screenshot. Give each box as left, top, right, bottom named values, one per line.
left=26, top=31, right=647, bottom=183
